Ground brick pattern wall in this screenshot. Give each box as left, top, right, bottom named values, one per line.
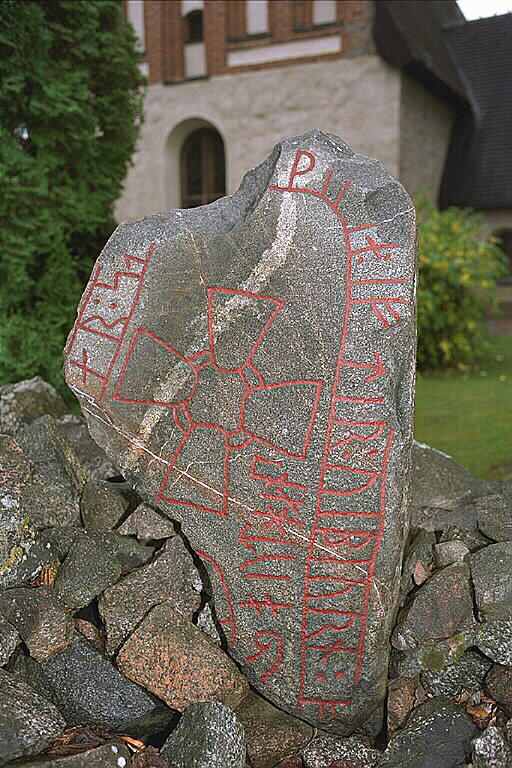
left=136, top=0, right=374, bottom=85
left=205, top=1, right=228, bottom=76
left=226, top=1, right=247, bottom=39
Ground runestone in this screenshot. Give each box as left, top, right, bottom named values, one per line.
left=64, top=130, right=417, bottom=734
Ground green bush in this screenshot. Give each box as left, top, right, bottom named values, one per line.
left=416, top=195, right=507, bottom=370
left=0, top=0, right=146, bottom=403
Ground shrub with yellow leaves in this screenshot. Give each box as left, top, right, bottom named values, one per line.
left=416, top=195, right=507, bottom=370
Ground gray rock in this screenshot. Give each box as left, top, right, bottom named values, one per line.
left=7, top=531, right=61, bottom=591
left=472, top=726, right=512, bottom=768
left=0, top=435, right=35, bottom=589
left=378, top=696, right=478, bottom=768
left=13, top=633, right=173, bottom=737
left=400, top=529, right=435, bottom=596
left=477, top=480, right=512, bottom=542
left=53, top=535, right=122, bottom=612
left=484, top=664, right=512, bottom=712
left=417, top=502, right=478, bottom=533
left=390, top=628, right=476, bottom=679
left=0, top=668, right=65, bottom=766
left=236, top=690, right=313, bottom=768
left=391, top=564, right=474, bottom=650
left=421, top=649, right=491, bottom=697
left=64, top=131, right=417, bottom=734
left=6, top=744, right=131, bottom=768
left=301, top=734, right=381, bottom=767
left=439, top=525, right=491, bottom=552
left=471, top=542, right=512, bottom=620
left=80, top=478, right=130, bottom=529
left=56, top=414, right=120, bottom=482
left=433, top=540, right=470, bottom=568
left=0, top=615, right=19, bottom=665
left=86, top=529, right=155, bottom=571
left=0, top=377, right=67, bottom=436
left=117, top=502, right=176, bottom=541
left=506, top=719, right=512, bottom=751
left=409, top=442, right=497, bottom=526
left=161, top=701, right=245, bottom=768
left=16, top=415, right=86, bottom=529
left=0, top=586, right=74, bottom=661
left=476, top=618, right=512, bottom=665
left=195, top=601, right=222, bottom=644
left=32, top=527, right=81, bottom=563
left=38, top=527, right=154, bottom=573
left=99, top=536, right=201, bottom=654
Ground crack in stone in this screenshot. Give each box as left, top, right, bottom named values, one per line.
left=82, top=404, right=169, bottom=467
left=77, top=396, right=367, bottom=563
left=377, top=206, right=416, bottom=227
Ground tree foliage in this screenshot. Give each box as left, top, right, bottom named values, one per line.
left=0, top=0, right=145, bottom=401
left=416, top=195, right=507, bottom=370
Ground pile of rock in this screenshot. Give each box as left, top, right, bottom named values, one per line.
left=1, top=376, right=512, bottom=768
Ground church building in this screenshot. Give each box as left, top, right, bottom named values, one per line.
left=117, top=0, right=512, bottom=268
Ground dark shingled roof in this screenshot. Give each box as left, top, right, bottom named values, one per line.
left=373, top=2, right=512, bottom=210
left=440, top=13, right=512, bottom=209
left=373, top=0, right=468, bottom=105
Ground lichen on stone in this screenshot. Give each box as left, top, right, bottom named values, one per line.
left=421, top=648, right=445, bottom=672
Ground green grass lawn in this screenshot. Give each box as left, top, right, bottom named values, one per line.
left=414, top=334, right=512, bottom=481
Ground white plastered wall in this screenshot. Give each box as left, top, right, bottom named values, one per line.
left=399, top=71, right=455, bottom=202
left=479, top=209, right=512, bottom=238
left=115, top=55, right=401, bottom=222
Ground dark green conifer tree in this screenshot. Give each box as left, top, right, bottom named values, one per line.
left=0, top=0, right=146, bottom=401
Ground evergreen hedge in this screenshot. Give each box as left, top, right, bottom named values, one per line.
left=0, top=0, right=145, bottom=402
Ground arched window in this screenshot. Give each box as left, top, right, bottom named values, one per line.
left=184, top=10, right=203, bottom=43
left=180, top=128, right=226, bottom=208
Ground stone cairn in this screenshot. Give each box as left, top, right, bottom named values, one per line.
left=0, top=132, right=511, bottom=767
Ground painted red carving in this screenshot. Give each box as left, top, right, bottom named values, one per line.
left=67, top=244, right=154, bottom=399
left=301, top=698, right=349, bottom=717
left=269, top=149, right=409, bottom=715
left=114, top=327, right=199, bottom=406
left=239, top=554, right=295, bottom=581
left=239, top=523, right=302, bottom=553
left=245, top=631, right=283, bottom=682
left=240, top=592, right=292, bottom=616
left=351, top=296, right=408, bottom=328
left=353, top=235, right=398, bottom=264
left=208, top=287, right=282, bottom=373
left=240, top=381, right=322, bottom=460
left=305, top=577, right=366, bottom=600
left=71, top=348, right=103, bottom=386
left=111, top=287, right=322, bottom=519
left=250, top=454, right=308, bottom=492
left=340, top=351, right=385, bottom=383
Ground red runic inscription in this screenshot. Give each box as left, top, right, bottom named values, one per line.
left=67, top=244, right=154, bottom=400
left=269, top=148, right=409, bottom=717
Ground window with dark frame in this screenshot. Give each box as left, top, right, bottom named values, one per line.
left=181, top=128, right=226, bottom=208
left=184, top=10, right=203, bottom=43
